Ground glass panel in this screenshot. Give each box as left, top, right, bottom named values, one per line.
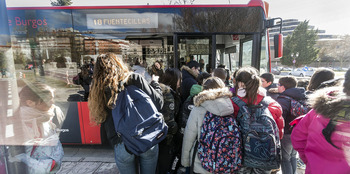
left=242, top=39, right=253, bottom=67
left=216, top=35, right=239, bottom=72
left=177, top=36, right=211, bottom=72
left=260, top=33, right=269, bottom=74
left=174, top=7, right=264, bottom=33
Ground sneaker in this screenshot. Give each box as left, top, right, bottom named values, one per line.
left=297, top=158, right=306, bottom=169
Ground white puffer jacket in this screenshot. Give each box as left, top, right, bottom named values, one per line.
left=181, top=87, right=233, bottom=174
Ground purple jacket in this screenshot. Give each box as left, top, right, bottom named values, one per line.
left=291, top=88, right=350, bottom=174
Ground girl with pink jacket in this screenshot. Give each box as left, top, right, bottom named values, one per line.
left=291, top=69, right=350, bottom=174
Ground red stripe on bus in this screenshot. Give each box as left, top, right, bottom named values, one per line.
left=7, top=4, right=249, bottom=10
left=77, top=102, right=86, bottom=144
left=79, top=102, right=102, bottom=144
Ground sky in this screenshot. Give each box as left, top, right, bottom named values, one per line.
left=5, top=0, right=350, bottom=35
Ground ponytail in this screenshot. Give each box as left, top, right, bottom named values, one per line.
left=235, top=67, right=261, bottom=105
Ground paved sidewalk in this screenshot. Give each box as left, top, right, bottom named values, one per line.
left=57, top=145, right=305, bottom=174
left=57, top=145, right=119, bottom=174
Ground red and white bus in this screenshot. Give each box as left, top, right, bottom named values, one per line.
left=4, top=0, right=282, bottom=145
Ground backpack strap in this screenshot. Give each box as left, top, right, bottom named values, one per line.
left=232, top=96, right=246, bottom=108
left=278, top=95, right=293, bottom=101
left=117, top=74, right=131, bottom=93
left=322, top=119, right=340, bottom=149
left=231, top=97, right=247, bottom=118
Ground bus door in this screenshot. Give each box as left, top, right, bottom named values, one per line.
left=174, top=34, right=212, bottom=72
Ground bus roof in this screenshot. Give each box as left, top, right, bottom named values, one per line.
left=7, top=0, right=267, bottom=15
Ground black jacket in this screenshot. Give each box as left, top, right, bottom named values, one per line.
left=181, top=66, right=198, bottom=102
left=265, top=83, right=279, bottom=100
left=276, top=87, right=307, bottom=134
left=159, top=83, right=181, bottom=145
left=102, top=73, right=164, bottom=147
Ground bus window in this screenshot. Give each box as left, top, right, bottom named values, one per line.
left=241, top=36, right=253, bottom=67
left=260, top=32, right=269, bottom=74
left=216, top=35, right=239, bottom=72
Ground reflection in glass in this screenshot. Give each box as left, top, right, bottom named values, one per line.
left=8, top=83, right=64, bottom=173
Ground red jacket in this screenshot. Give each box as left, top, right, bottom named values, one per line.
left=233, top=94, right=285, bottom=139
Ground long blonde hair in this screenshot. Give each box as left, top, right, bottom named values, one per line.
left=88, top=53, right=130, bottom=125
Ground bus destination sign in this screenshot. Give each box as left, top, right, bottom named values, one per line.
left=87, top=13, right=158, bottom=29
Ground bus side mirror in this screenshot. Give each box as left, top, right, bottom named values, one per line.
left=274, top=34, right=283, bottom=58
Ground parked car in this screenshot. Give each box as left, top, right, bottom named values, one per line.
left=271, top=67, right=281, bottom=75
left=288, top=67, right=315, bottom=77
left=280, top=67, right=292, bottom=71
left=333, top=67, right=348, bottom=71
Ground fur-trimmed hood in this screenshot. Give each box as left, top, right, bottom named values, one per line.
left=310, top=87, right=350, bottom=120
left=159, top=83, right=172, bottom=94
left=181, top=65, right=198, bottom=79
left=193, top=87, right=233, bottom=116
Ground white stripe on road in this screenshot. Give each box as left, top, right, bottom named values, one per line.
left=8, top=94, right=12, bottom=98
left=7, top=109, right=13, bottom=117
left=8, top=100, right=12, bottom=106
left=6, top=124, right=14, bottom=138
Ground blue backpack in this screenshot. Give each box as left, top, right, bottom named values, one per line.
left=112, top=85, right=168, bottom=156
left=197, top=111, right=242, bottom=173
left=232, top=96, right=281, bottom=170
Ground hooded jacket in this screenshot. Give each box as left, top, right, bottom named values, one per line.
left=181, top=66, right=198, bottom=102
left=291, top=88, right=350, bottom=174
left=277, top=87, right=307, bottom=134
left=181, top=87, right=233, bottom=174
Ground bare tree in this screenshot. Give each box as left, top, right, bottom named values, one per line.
left=323, top=35, right=350, bottom=68
left=51, top=0, right=72, bottom=6
left=168, top=0, right=195, bottom=5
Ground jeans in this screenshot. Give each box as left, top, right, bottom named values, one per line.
left=281, top=134, right=297, bottom=174
left=114, top=142, right=159, bottom=174
left=238, top=167, right=271, bottom=174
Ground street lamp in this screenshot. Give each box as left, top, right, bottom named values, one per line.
left=291, top=52, right=299, bottom=70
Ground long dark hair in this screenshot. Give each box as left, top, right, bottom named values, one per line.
left=234, top=67, right=261, bottom=105
left=307, top=68, right=334, bottom=91
left=159, top=68, right=182, bottom=93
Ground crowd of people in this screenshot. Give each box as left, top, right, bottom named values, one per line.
left=84, top=53, right=349, bottom=174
